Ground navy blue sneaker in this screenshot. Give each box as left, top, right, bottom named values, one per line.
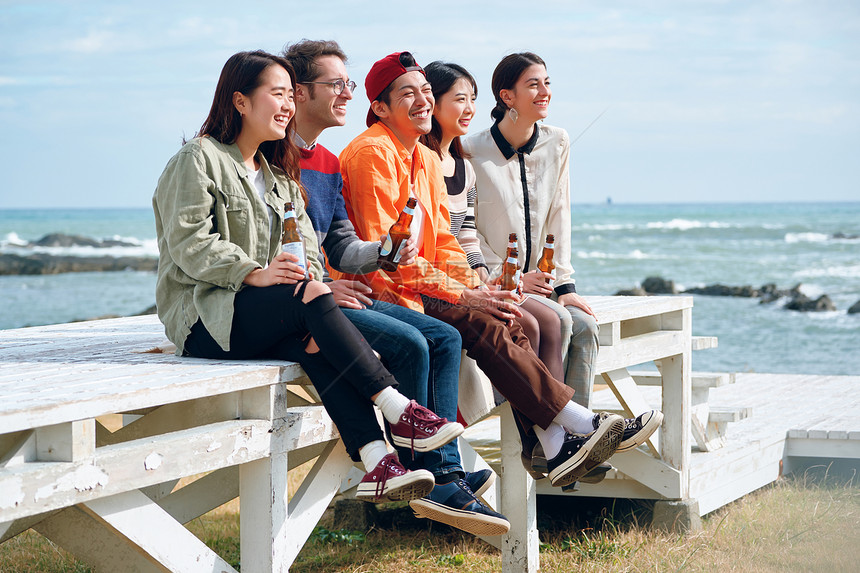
left=464, top=469, right=495, bottom=499
left=410, top=478, right=510, bottom=536
left=547, top=414, right=624, bottom=487
left=616, top=410, right=663, bottom=452
left=530, top=440, right=613, bottom=485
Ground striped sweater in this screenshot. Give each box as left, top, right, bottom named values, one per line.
left=444, top=156, right=488, bottom=272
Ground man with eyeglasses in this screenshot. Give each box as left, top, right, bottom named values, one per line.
left=282, top=41, right=510, bottom=537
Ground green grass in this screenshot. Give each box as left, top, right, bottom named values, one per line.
left=2, top=464, right=857, bottom=573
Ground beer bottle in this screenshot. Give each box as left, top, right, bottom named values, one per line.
left=281, top=202, right=307, bottom=277
left=500, top=246, right=523, bottom=297
left=377, top=197, right=417, bottom=272
left=506, top=232, right=518, bottom=254
left=500, top=233, right=522, bottom=295
left=537, top=234, right=556, bottom=284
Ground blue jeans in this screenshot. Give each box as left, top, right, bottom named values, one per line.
left=341, top=300, right=463, bottom=478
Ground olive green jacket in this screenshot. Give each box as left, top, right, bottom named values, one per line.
left=153, top=136, right=322, bottom=353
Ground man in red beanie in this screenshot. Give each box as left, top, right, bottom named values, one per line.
left=334, top=52, right=660, bottom=499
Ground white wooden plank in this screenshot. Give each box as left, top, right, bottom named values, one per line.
left=36, top=420, right=96, bottom=462
left=691, top=336, right=718, bottom=351
left=657, top=308, right=692, bottom=499
left=629, top=370, right=734, bottom=388
left=0, top=419, right=272, bottom=522
left=0, top=430, right=36, bottom=467
left=498, top=405, right=539, bottom=573
left=785, top=438, right=860, bottom=459
left=597, top=321, right=620, bottom=347
left=82, top=489, right=237, bottom=573
left=610, top=449, right=682, bottom=498
left=601, top=368, right=660, bottom=455
left=34, top=505, right=165, bottom=573
left=155, top=467, right=239, bottom=525
left=240, top=383, right=290, bottom=573
left=594, top=331, right=686, bottom=373
left=708, top=407, right=752, bottom=423
left=284, top=439, right=354, bottom=566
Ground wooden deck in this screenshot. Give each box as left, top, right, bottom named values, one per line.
left=463, top=372, right=860, bottom=516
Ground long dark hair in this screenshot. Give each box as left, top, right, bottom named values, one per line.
left=197, top=50, right=304, bottom=193
left=490, top=52, right=546, bottom=123
left=420, top=61, right=477, bottom=159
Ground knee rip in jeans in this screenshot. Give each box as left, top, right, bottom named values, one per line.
left=294, top=281, right=331, bottom=355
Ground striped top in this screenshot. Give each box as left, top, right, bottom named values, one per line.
left=444, top=156, right=487, bottom=272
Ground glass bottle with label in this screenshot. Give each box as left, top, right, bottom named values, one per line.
left=537, top=234, right=556, bottom=284
left=281, top=202, right=307, bottom=277
left=377, top=197, right=417, bottom=272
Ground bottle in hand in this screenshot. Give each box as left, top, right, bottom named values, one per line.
left=282, top=202, right=307, bottom=277
left=378, top=197, right=417, bottom=272
left=537, top=234, right=556, bottom=284
left=500, top=247, right=521, bottom=291
left=500, top=233, right=523, bottom=296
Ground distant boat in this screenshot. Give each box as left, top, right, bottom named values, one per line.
left=606, top=196, right=613, bottom=205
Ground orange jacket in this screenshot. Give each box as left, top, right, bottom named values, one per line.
left=333, top=122, right=483, bottom=312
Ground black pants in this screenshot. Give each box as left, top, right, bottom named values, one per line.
left=185, top=282, right=397, bottom=460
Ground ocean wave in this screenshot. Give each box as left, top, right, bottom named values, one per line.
left=1, top=232, right=29, bottom=246
left=575, top=223, right=637, bottom=231
left=646, top=219, right=733, bottom=231
left=575, top=249, right=671, bottom=260
left=794, top=265, right=860, bottom=279
left=784, top=232, right=830, bottom=244
left=1, top=239, right=159, bottom=258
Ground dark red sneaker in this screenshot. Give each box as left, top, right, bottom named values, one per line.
left=355, top=453, right=435, bottom=503
left=389, top=400, right=464, bottom=453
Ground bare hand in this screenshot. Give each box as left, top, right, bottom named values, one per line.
left=458, top=288, right=524, bottom=324
left=328, top=279, right=374, bottom=309
left=558, top=292, right=596, bottom=319
left=521, top=270, right=554, bottom=297
left=243, top=251, right=306, bottom=287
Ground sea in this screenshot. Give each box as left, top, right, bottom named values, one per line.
left=1, top=202, right=858, bottom=376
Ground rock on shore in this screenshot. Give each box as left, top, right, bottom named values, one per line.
left=616, top=276, right=845, bottom=313
left=0, top=253, right=157, bottom=275
left=1, top=233, right=156, bottom=275
left=30, top=233, right=139, bottom=249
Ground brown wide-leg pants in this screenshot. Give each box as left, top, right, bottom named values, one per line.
left=423, top=296, right=574, bottom=430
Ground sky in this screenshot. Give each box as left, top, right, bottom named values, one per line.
left=1, top=0, right=858, bottom=208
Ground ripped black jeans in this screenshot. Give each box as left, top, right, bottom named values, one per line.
left=184, top=281, right=398, bottom=460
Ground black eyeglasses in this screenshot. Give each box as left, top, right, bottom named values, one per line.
left=302, top=79, right=357, bottom=96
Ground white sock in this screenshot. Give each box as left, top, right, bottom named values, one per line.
left=533, top=422, right=567, bottom=460
left=553, top=401, right=596, bottom=435
left=359, top=440, right=390, bottom=472
left=374, top=386, right=411, bottom=425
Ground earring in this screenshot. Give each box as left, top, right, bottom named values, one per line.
left=508, top=107, right=518, bottom=124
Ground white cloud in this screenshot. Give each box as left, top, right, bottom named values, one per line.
left=66, top=30, right=116, bottom=53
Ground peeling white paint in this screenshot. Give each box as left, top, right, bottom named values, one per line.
left=34, top=465, right=109, bottom=501
left=144, top=452, right=163, bottom=470
left=206, top=441, right=222, bottom=452
left=0, top=477, right=25, bottom=509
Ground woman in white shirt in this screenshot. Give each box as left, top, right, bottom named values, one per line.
left=420, top=61, right=565, bottom=385
left=462, top=52, right=599, bottom=411
left=424, top=57, right=663, bottom=481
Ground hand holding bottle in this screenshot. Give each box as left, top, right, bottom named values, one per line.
left=243, top=251, right=307, bottom=287
left=380, top=234, right=418, bottom=266
left=521, top=270, right=554, bottom=297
